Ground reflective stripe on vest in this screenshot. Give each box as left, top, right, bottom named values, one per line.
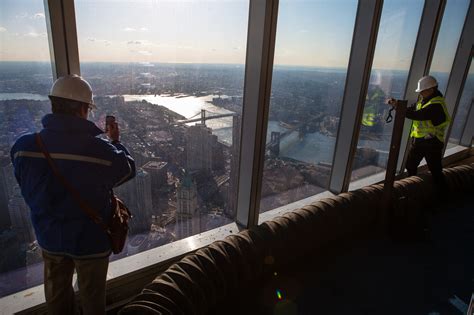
left=410, top=96, right=451, bottom=142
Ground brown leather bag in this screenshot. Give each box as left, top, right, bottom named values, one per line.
left=35, top=133, right=131, bottom=254
left=108, top=194, right=131, bottom=254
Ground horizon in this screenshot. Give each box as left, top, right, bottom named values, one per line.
left=0, top=60, right=453, bottom=74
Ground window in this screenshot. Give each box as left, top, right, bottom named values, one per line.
left=0, top=0, right=52, bottom=298
left=448, top=57, right=473, bottom=146
left=349, top=0, right=424, bottom=185
left=430, top=0, right=470, bottom=93
left=259, top=0, right=358, bottom=214
left=75, top=0, right=248, bottom=257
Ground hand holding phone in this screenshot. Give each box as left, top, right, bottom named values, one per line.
left=105, top=115, right=120, bottom=142
left=105, top=115, right=115, bottom=132
left=386, top=98, right=397, bottom=106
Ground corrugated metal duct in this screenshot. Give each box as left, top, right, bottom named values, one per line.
left=119, top=164, right=474, bottom=315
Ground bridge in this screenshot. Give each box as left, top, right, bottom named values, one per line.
left=266, top=113, right=325, bottom=153
left=173, top=109, right=238, bottom=125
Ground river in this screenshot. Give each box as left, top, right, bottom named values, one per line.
left=1, top=92, right=390, bottom=166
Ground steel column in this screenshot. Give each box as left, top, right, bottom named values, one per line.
left=236, top=0, right=279, bottom=227
left=328, top=0, right=384, bottom=194
left=443, top=1, right=474, bottom=148
left=44, top=0, right=80, bottom=79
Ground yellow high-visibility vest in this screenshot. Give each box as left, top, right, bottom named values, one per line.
left=410, top=96, right=451, bottom=142
left=362, top=112, right=376, bottom=127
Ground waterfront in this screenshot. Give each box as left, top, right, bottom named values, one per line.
left=0, top=93, right=48, bottom=101
left=0, top=92, right=391, bottom=166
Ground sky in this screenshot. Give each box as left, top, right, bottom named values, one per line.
left=0, top=0, right=470, bottom=71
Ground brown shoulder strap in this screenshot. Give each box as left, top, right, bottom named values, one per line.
left=35, top=133, right=108, bottom=230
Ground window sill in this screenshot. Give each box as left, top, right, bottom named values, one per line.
left=0, top=222, right=241, bottom=314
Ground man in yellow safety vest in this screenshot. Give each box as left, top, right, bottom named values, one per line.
left=388, top=75, right=451, bottom=195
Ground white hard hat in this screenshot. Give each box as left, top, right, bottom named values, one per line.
left=415, top=75, right=438, bottom=93
left=49, top=75, right=95, bottom=107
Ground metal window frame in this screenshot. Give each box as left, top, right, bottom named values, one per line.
left=44, top=0, right=80, bottom=79
left=236, top=0, right=279, bottom=227
left=460, top=47, right=474, bottom=146
left=328, top=0, right=384, bottom=194
left=443, top=1, right=474, bottom=148
left=396, top=0, right=446, bottom=173
left=460, top=95, right=474, bottom=146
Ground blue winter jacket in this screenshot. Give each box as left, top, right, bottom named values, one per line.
left=10, top=114, right=136, bottom=258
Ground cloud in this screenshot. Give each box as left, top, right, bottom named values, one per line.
left=124, top=27, right=149, bottom=32
left=16, top=12, right=46, bottom=20
left=138, top=50, right=152, bottom=56
left=0, top=27, right=6, bottom=32
left=180, top=45, right=192, bottom=49
left=127, top=40, right=152, bottom=46
left=25, top=32, right=47, bottom=38
left=87, top=37, right=111, bottom=45
left=127, top=40, right=142, bottom=45
left=15, top=13, right=28, bottom=19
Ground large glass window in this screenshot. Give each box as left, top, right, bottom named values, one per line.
left=448, top=57, right=473, bottom=146
left=349, top=0, right=424, bottom=184
left=430, top=0, right=470, bottom=93
left=75, top=0, right=248, bottom=258
left=0, top=0, right=52, bottom=298
left=258, top=0, right=358, bottom=213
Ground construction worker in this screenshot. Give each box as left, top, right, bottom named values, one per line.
left=388, top=75, right=451, bottom=196
left=11, top=75, right=136, bottom=314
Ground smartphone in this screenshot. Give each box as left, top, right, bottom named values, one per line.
left=105, top=115, right=116, bottom=132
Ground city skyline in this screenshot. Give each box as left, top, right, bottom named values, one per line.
left=0, top=0, right=470, bottom=71
left=0, top=43, right=472, bottom=298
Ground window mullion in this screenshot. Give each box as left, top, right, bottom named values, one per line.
left=460, top=98, right=474, bottom=146
left=236, top=0, right=279, bottom=227
left=396, top=0, right=446, bottom=172
left=328, top=0, right=383, bottom=194
left=443, top=1, right=474, bottom=148
left=44, top=0, right=80, bottom=79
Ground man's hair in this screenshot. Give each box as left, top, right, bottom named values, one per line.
left=49, top=96, right=89, bottom=115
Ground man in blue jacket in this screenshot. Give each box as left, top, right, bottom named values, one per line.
left=10, top=75, right=136, bottom=314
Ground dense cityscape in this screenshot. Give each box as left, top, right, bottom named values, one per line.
left=0, top=61, right=462, bottom=297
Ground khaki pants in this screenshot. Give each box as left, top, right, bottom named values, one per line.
left=42, top=251, right=109, bottom=315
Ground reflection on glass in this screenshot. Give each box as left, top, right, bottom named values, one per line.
left=448, top=58, right=473, bottom=146
left=259, top=0, right=357, bottom=213
left=430, top=0, right=470, bottom=93
left=75, top=0, right=248, bottom=258
left=350, top=0, right=424, bottom=183
left=0, top=0, right=52, bottom=298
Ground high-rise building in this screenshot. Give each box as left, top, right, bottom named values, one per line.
left=175, top=175, right=199, bottom=239
left=115, top=169, right=153, bottom=234
left=186, top=124, right=213, bottom=172
left=0, top=156, right=12, bottom=230
left=227, top=115, right=241, bottom=218
left=8, top=185, right=35, bottom=245
left=211, top=134, right=225, bottom=171
left=142, top=160, right=168, bottom=216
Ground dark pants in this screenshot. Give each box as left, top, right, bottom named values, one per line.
left=405, top=137, right=448, bottom=197
left=42, top=251, right=109, bottom=315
